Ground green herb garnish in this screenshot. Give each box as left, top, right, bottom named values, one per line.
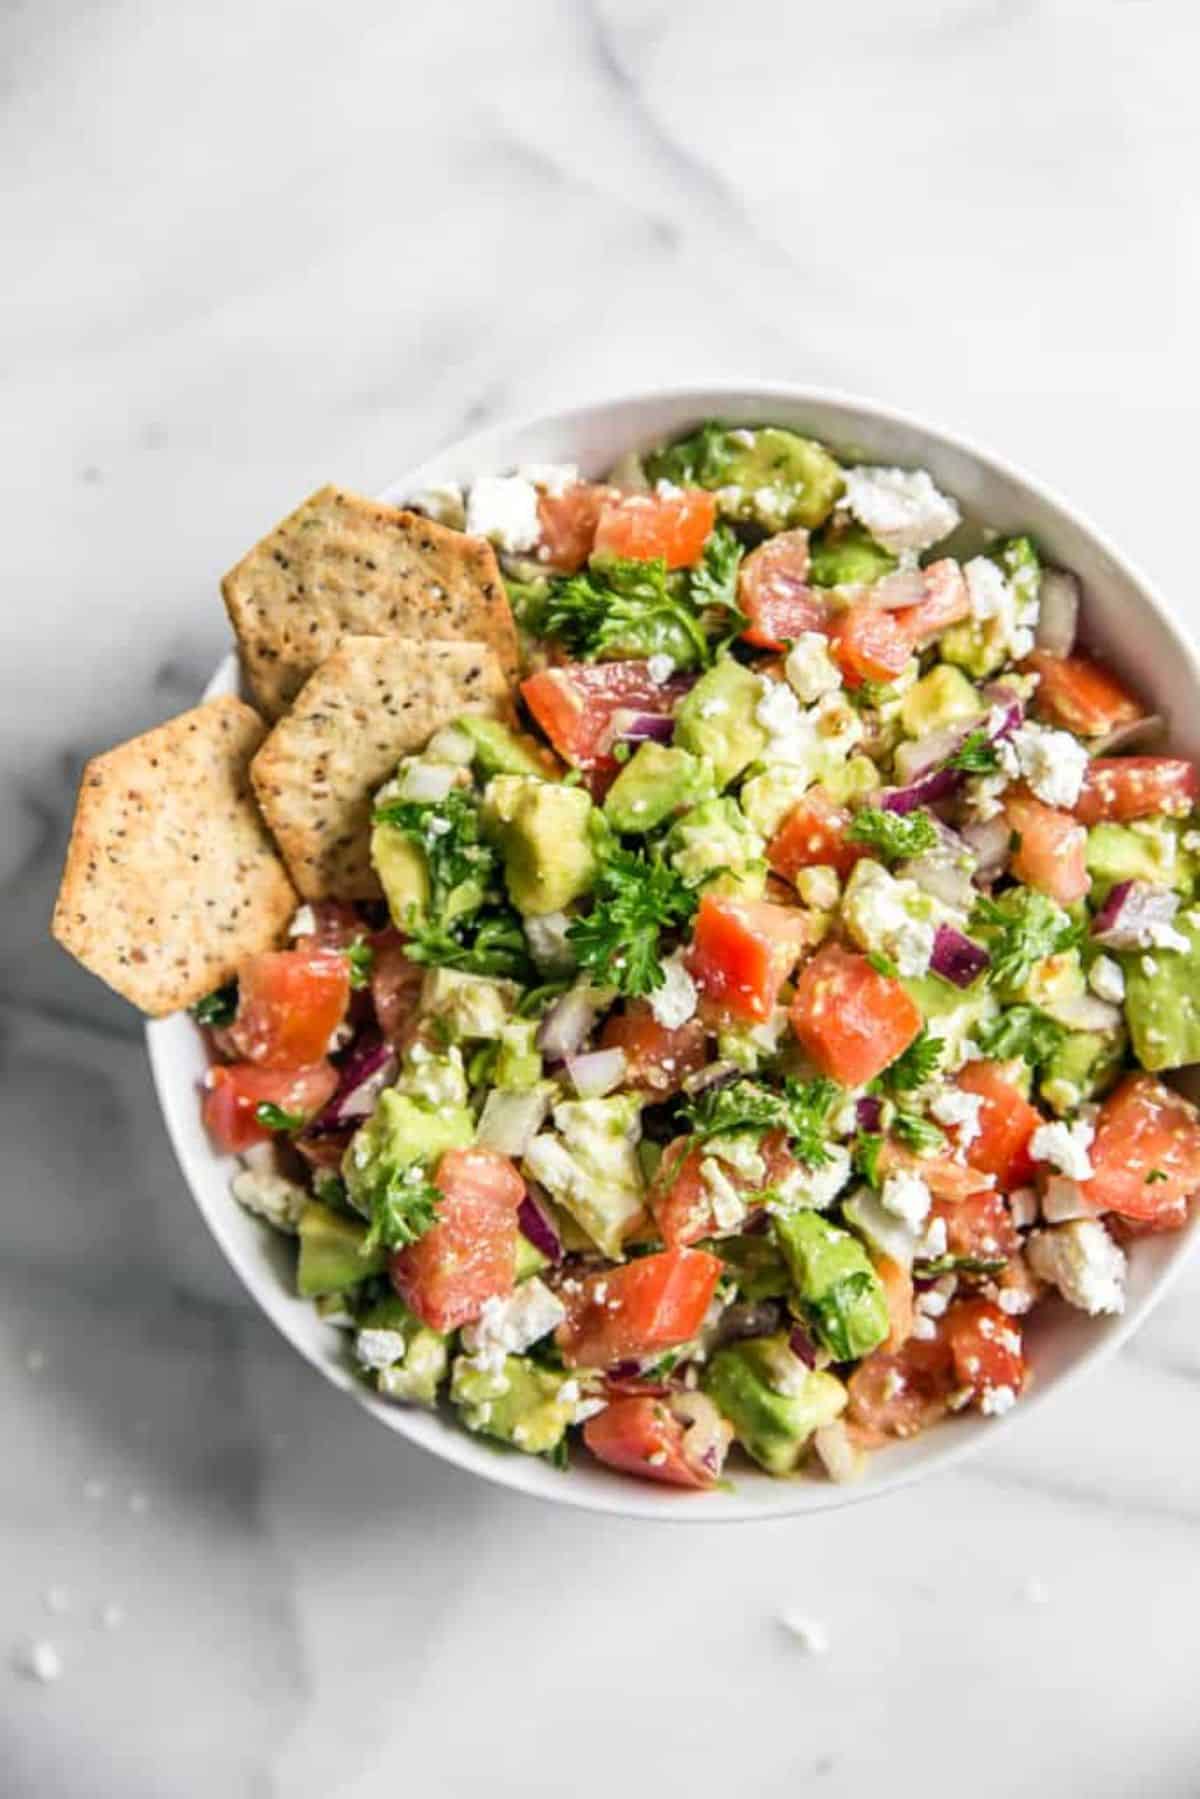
left=852, top=1133, right=885, bottom=1191
left=255, top=1102, right=306, bottom=1134
left=681, top=1075, right=838, bottom=1169
left=975, top=1005, right=1065, bottom=1069
left=567, top=846, right=697, bottom=997
left=945, top=730, right=1001, bottom=775
left=971, top=890, right=1083, bottom=991
left=847, top=807, right=939, bottom=861
left=361, top=1164, right=442, bottom=1254
left=191, top=983, right=237, bottom=1028
left=346, top=938, right=374, bottom=990
left=539, top=556, right=711, bottom=670
left=877, top=1026, right=943, bottom=1094
left=891, top=1111, right=946, bottom=1156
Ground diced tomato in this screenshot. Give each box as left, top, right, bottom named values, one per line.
left=583, top=1392, right=731, bottom=1489
left=789, top=942, right=922, bottom=1088
left=1073, top=757, right=1199, bottom=825
left=521, top=660, right=687, bottom=770
left=369, top=929, right=425, bottom=1048
left=1111, top=1200, right=1190, bottom=1241
left=1025, top=651, right=1144, bottom=737
left=1004, top=788, right=1090, bottom=905
left=389, top=1148, right=525, bottom=1332
left=954, top=1060, right=1042, bottom=1188
left=874, top=1253, right=915, bottom=1354
left=891, top=558, right=970, bottom=646
left=929, top=1187, right=1021, bottom=1263
left=877, top=1141, right=996, bottom=1203
left=556, top=1246, right=723, bottom=1369
left=828, top=602, right=913, bottom=687
left=944, top=1298, right=1026, bottom=1408
left=688, top=894, right=814, bottom=1026
left=593, top=488, right=717, bottom=570
left=737, top=529, right=828, bottom=650
left=228, top=950, right=350, bottom=1069
left=650, top=1130, right=794, bottom=1249
left=846, top=1333, right=956, bottom=1441
left=202, top=1061, right=338, bottom=1154
left=291, top=901, right=365, bottom=954
left=598, top=1002, right=709, bottom=1100
left=767, top=786, right=866, bottom=885
left=536, top=483, right=612, bottom=574
left=1080, top=1073, right=1200, bottom=1223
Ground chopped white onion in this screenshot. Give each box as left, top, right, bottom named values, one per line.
left=475, top=1088, right=553, bottom=1157
left=1034, top=568, right=1080, bottom=657
left=565, top=1047, right=627, bottom=1098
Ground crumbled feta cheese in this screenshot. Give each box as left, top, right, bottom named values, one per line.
left=461, top=1278, right=567, bottom=1375
left=649, top=952, right=698, bottom=1030
left=930, top=1088, right=984, bottom=1149
left=963, top=771, right=1012, bottom=822
left=288, top=904, right=317, bottom=938
left=785, top=632, right=843, bottom=704
left=16, top=1640, right=63, bottom=1683
left=646, top=652, right=675, bottom=685
left=523, top=909, right=576, bottom=973
left=231, top=1168, right=309, bottom=1233
left=980, top=1384, right=1017, bottom=1417
left=964, top=556, right=1036, bottom=660
left=518, top=462, right=579, bottom=497
left=880, top=1169, right=932, bottom=1229
left=767, top=1143, right=852, bottom=1213
left=1010, top=722, right=1090, bottom=810
left=756, top=675, right=808, bottom=740
left=840, top=465, right=960, bottom=554
left=408, top=481, right=467, bottom=528
left=465, top=474, right=541, bottom=553
left=915, top=1215, right=948, bottom=1259
left=842, top=859, right=936, bottom=978
left=1028, top=1220, right=1126, bottom=1315
left=796, top=864, right=840, bottom=912
left=910, top=1313, right=938, bottom=1341
left=1029, top=1118, right=1095, bottom=1181
left=917, top=1286, right=950, bottom=1320
left=1088, top=955, right=1126, bottom=1004
left=355, top=1328, right=409, bottom=1372
left=700, top=1157, right=748, bottom=1232
left=779, top=1613, right=830, bottom=1655
left=1009, top=1186, right=1039, bottom=1230
left=654, top=477, right=684, bottom=500
left=1143, top=921, right=1190, bottom=953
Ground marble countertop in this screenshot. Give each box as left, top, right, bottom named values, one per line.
left=6, top=2, right=1200, bottom=1793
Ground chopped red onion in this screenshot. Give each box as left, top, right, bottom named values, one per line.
left=961, top=816, right=1011, bottom=883
left=517, top=1191, right=564, bottom=1263
left=980, top=684, right=1025, bottom=737
left=566, top=1047, right=627, bottom=1098
left=880, top=766, right=962, bottom=814
left=900, top=849, right=977, bottom=912
left=1091, top=880, right=1181, bottom=951
left=894, top=718, right=982, bottom=786
left=931, top=924, right=990, bottom=988
left=307, top=1038, right=396, bottom=1132
left=788, top=1323, right=819, bottom=1367
left=1034, top=568, right=1080, bottom=658
left=537, top=986, right=604, bottom=1059
left=1091, top=713, right=1165, bottom=755
left=667, top=1391, right=732, bottom=1478
left=477, top=1088, right=552, bottom=1157
left=856, top=1095, right=884, bottom=1132
left=611, top=709, right=676, bottom=746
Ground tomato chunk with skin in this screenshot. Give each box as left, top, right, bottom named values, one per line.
left=828, top=602, right=913, bottom=687
left=891, top=558, right=970, bottom=646
left=930, top=1188, right=1021, bottom=1264
left=767, top=786, right=866, bottom=884
left=598, top=1002, right=708, bottom=1100
left=202, top=1061, right=338, bottom=1154
left=651, top=1130, right=795, bottom=1249
left=1080, top=1073, right=1200, bottom=1223
left=688, top=894, right=814, bottom=1025
left=877, top=1140, right=996, bottom=1203
left=389, top=1148, right=525, bottom=1333
left=954, top=1060, right=1042, bottom=1188
left=583, top=1393, right=729, bottom=1489
left=557, top=1247, right=723, bottom=1368
left=521, top=661, right=687, bottom=770
left=847, top=1333, right=955, bottom=1441
left=229, top=950, right=350, bottom=1068
left=945, top=1298, right=1026, bottom=1408
left=1025, top=651, right=1144, bottom=737
left=369, top=929, right=425, bottom=1049
left=593, top=488, right=717, bottom=569
left=536, top=483, right=612, bottom=574
left=737, top=529, right=828, bottom=651
left=1004, top=789, right=1090, bottom=906
left=790, top=942, right=922, bottom=1088
left=1073, top=757, right=1199, bottom=825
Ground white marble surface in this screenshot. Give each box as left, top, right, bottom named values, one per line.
left=5, top=1, right=1200, bottom=1793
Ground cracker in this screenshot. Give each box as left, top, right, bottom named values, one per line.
left=250, top=635, right=509, bottom=900
left=51, top=697, right=297, bottom=1016
left=221, top=484, right=518, bottom=720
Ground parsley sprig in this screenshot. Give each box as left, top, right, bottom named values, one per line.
left=255, top=1102, right=306, bottom=1134
left=191, top=983, right=237, bottom=1028
left=971, top=891, right=1083, bottom=991
left=567, top=846, right=697, bottom=998
left=681, top=1076, right=838, bottom=1170
left=975, top=1005, right=1065, bottom=1069
left=846, top=807, right=939, bottom=861
left=361, top=1164, right=443, bottom=1254
left=876, top=1026, right=943, bottom=1094
left=540, top=556, right=711, bottom=670
left=945, top=729, right=1001, bottom=775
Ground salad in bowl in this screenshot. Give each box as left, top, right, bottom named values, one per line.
left=52, top=401, right=1200, bottom=1503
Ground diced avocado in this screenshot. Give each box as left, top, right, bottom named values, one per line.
left=901, top=973, right=996, bottom=1063
left=1086, top=819, right=1193, bottom=902
left=990, top=533, right=1041, bottom=613
left=456, top=715, right=554, bottom=779
left=450, top=1354, right=573, bottom=1455
left=899, top=665, right=983, bottom=739
left=604, top=743, right=715, bottom=835
left=481, top=774, right=597, bottom=917
left=522, top=1093, right=646, bottom=1258
left=711, top=1234, right=791, bottom=1301
left=494, top=1019, right=543, bottom=1090
left=820, top=753, right=881, bottom=806
left=939, top=618, right=1009, bottom=681
left=1012, top=950, right=1085, bottom=1012
left=371, top=823, right=430, bottom=927
left=1121, top=910, right=1200, bottom=1071
left=648, top=424, right=843, bottom=531
left=702, top=1335, right=847, bottom=1475
left=1038, top=1028, right=1126, bottom=1115
left=342, top=1088, right=473, bottom=1218
left=666, top=796, right=767, bottom=894
left=808, top=515, right=897, bottom=588
left=419, top=967, right=518, bottom=1041
left=358, top=1297, right=449, bottom=1406
left=674, top=657, right=768, bottom=791
left=296, top=1200, right=387, bottom=1297
left=772, top=1212, right=890, bottom=1361
left=515, top=1233, right=550, bottom=1282
left=739, top=764, right=812, bottom=837
left=395, top=1041, right=471, bottom=1110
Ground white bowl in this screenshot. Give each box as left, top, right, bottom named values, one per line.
left=147, top=384, right=1200, bottom=1520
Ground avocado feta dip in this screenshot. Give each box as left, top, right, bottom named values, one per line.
left=200, top=422, right=1200, bottom=1491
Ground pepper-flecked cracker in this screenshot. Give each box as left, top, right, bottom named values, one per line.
left=250, top=635, right=509, bottom=900
left=221, top=485, right=519, bottom=721
left=51, top=697, right=297, bottom=1016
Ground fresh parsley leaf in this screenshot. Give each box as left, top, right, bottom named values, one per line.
left=892, top=1111, right=946, bottom=1156
left=190, top=983, right=237, bottom=1028
left=567, top=846, right=697, bottom=998
left=846, top=807, right=939, bottom=861
left=688, top=523, right=747, bottom=647
left=914, top=1253, right=1007, bottom=1278
left=645, top=421, right=736, bottom=489
left=372, top=787, right=499, bottom=917
left=781, top=1076, right=839, bottom=1169
left=680, top=1075, right=837, bottom=1169
left=945, top=730, right=1000, bottom=775
left=867, top=950, right=899, bottom=979
left=362, top=1163, right=442, bottom=1254
left=404, top=909, right=531, bottom=981
left=971, top=891, right=1083, bottom=991
left=255, top=1102, right=306, bottom=1134
left=544, top=1435, right=571, bottom=1472
left=975, top=1005, right=1065, bottom=1069
left=852, top=1133, right=885, bottom=1190
left=878, top=1026, right=943, bottom=1094
left=539, top=556, right=711, bottom=670
left=515, top=979, right=572, bottom=1017
left=346, top=938, right=374, bottom=990
left=1146, top=1168, right=1168, bottom=1185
